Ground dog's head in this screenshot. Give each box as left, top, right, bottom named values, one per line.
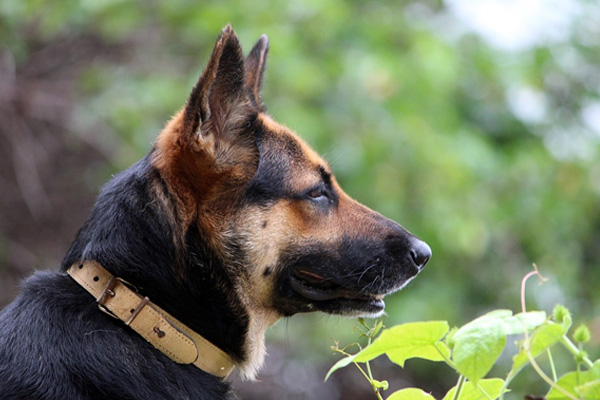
left=153, top=25, right=430, bottom=324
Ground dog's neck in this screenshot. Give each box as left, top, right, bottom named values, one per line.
left=61, top=155, right=270, bottom=380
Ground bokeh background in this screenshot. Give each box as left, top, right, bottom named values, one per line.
left=1, top=0, right=599, bottom=399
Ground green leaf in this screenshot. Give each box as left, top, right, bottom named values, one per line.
left=373, top=379, right=390, bottom=391
left=561, top=313, right=573, bottom=334
left=547, top=362, right=600, bottom=399
left=575, top=379, right=600, bottom=400
left=354, top=321, right=450, bottom=367
left=452, top=311, right=510, bottom=382
left=508, top=322, right=565, bottom=379
left=575, top=380, right=600, bottom=399
left=451, top=310, right=546, bottom=383
left=387, top=388, right=436, bottom=400
left=358, top=318, right=369, bottom=330
left=441, top=378, right=504, bottom=400
left=372, top=320, right=384, bottom=337
left=445, top=327, right=459, bottom=349
left=501, top=311, right=547, bottom=335
left=452, top=311, right=512, bottom=340
left=324, top=354, right=356, bottom=381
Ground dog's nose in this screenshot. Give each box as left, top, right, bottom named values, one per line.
left=410, top=239, right=431, bottom=270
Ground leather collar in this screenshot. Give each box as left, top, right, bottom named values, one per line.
left=67, top=260, right=234, bottom=378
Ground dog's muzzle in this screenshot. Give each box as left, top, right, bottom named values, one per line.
left=281, top=235, right=431, bottom=317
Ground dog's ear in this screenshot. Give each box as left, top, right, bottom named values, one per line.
left=245, top=35, right=269, bottom=110
left=153, top=25, right=259, bottom=214
left=182, top=24, right=252, bottom=144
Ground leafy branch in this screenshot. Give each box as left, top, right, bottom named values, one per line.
left=326, top=266, right=599, bottom=400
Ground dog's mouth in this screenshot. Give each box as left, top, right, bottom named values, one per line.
left=288, top=268, right=386, bottom=315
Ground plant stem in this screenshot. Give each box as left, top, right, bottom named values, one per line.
left=520, top=265, right=547, bottom=343
left=547, top=348, right=558, bottom=382
left=500, top=374, right=514, bottom=400
left=365, top=336, right=375, bottom=380
left=353, top=362, right=384, bottom=400
left=365, top=361, right=375, bottom=383
left=434, top=342, right=456, bottom=370
left=560, top=336, right=594, bottom=369
left=364, top=335, right=384, bottom=399
left=498, top=267, right=544, bottom=400
left=527, top=351, right=579, bottom=400
left=452, top=375, right=466, bottom=400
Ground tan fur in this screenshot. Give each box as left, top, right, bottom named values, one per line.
left=152, top=106, right=393, bottom=379
left=216, top=116, right=392, bottom=378
left=149, top=28, right=410, bottom=380
left=226, top=202, right=296, bottom=379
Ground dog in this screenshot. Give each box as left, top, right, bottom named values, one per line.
left=0, top=25, right=431, bottom=399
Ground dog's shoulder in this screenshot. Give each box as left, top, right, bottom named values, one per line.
left=0, top=270, right=81, bottom=330
left=0, top=271, right=88, bottom=398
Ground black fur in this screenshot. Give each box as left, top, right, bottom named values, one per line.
left=62, top=154, right=249, bottom=361
left=275, top=232, right=420, bottom=317
left=0, top=155, right=242, bottom=399
left=0, top=26, right=431, bottom=400
left=244, top=127, right=336, bottom=206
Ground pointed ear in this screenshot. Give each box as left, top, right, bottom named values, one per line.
left=182, top=25, right=248, bottom=140
left=244, top=34, right=269, bottom=110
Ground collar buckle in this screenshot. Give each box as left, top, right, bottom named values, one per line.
left=96, top=276, right=138, bottom=319
left=96, top=276, right=118, bottom=319
left=68, top=260, right=235, bottom=378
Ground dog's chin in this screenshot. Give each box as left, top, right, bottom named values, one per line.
left=286, top=272, right=417, bottom=318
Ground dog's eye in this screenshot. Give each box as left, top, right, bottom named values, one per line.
left=304, top=184, right=335, bottom=208
left=307, top=188, right=326, bottom=200
left=306, top=188, right=332, bottom=208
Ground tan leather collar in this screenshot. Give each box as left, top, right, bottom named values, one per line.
left=67, top=260, right=235, bottom=378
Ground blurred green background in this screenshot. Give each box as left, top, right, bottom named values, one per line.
left=1, top=0, right=599, bottom=398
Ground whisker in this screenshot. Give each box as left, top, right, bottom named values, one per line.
left=357, top=263, right=378, bottom=284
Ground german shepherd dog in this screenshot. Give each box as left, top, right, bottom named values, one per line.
left=0, top=26, right=431, bottom=399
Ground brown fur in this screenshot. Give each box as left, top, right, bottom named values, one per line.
left=0, top=26, right=431, bottom=400
left=151, top=25, right=430, bottom=379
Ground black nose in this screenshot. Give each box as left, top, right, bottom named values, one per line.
left=410, top=239, right=432, bottom=269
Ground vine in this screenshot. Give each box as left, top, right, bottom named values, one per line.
left=326, top=265, right=599, bottom=399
